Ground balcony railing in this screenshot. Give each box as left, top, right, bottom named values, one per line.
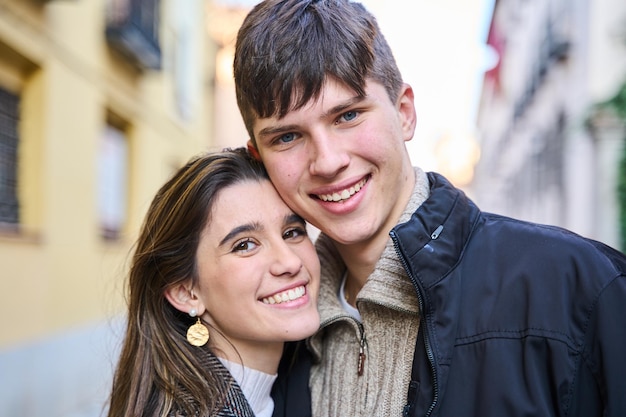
left=105, top=0, right=161, bottom=70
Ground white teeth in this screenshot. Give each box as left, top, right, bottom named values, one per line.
left=318, top=178, right=367, bottom=202
left=262, top=285, right=306, bottom=305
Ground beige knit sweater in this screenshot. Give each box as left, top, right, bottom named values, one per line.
left=308, top=168, right=430, bottom=417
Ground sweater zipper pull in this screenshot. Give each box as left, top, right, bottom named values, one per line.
left=358, top=331, right=366, bottom=376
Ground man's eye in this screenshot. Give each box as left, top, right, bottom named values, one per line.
left=233, top=239, right=258, bottom=253
left=339, top=110, right=359, bottom=122
left=278, top=132, right=296, bottom=144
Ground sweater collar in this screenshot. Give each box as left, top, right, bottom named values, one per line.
left=314, top=167, right=430, bottom=322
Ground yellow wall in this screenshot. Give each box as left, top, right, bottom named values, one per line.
left=0, top=0, right=217, bottom=347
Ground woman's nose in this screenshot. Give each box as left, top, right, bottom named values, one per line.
left=269, top=241, right=303, bottom=277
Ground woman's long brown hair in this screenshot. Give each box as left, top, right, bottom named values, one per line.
left=107, top=148, right=269, bottom=417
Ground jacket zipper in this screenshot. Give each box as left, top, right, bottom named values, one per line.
left=391, top=225, right=443, bottom=417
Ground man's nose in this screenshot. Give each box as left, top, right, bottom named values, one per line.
left=308, top=129, right=350, bottom=178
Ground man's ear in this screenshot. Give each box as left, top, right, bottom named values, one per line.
left=164, top=283, right=204, bottom=315
left=397, top=83, right=417, bottom=142
left=247, top=140, right=261, bottom=161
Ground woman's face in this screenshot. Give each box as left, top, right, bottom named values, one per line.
left=195, top=179, right=320, bottom=367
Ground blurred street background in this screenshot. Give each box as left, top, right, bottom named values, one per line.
left=1, top=0, right=625, bottom=416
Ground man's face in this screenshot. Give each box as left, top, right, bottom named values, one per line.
left=252, top=79, right=417, bottom=248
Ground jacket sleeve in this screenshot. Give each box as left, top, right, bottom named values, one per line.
left=576, top=272, right=626, bottom=416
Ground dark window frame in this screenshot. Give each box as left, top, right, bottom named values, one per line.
left=0, top=86, right=20, bottom=226
left=105, top=0, right=162, bottom=70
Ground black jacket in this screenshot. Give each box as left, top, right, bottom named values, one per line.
left=271, top=173, right=626, bottom=416
left=397, top=173, right=626, bottom=417
left=271, top=341, right=312, bottom=417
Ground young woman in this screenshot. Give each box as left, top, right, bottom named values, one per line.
left=106, top=147, right=319, bottom=417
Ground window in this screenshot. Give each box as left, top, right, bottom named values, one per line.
left=105, top=0, right=162, bottom=70
left=98, top=124, right=128, bottom=240
left=168, top=2, right=203, bottom=121
left=0, top=87, right=19, bottom=226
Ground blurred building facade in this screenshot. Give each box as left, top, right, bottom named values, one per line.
left=0, top=0, right=219, bottom=415
left=473, top=0, right=626, bottom=250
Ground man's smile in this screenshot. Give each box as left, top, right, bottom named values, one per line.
left=315, top=177, right=369, bottom=202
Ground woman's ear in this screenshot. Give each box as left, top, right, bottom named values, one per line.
left=164, top=283, right=204, bottom=315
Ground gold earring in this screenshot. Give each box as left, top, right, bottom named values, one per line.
left=187, top=317, right=209, bottom=347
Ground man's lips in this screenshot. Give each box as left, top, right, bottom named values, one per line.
left=314, top=177, right=369, bottom=202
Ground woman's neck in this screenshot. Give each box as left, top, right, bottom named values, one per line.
left=212, top=335, right=284, bottom=374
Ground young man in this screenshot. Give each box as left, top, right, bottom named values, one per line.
left=234, top=1, right=626, bottom=416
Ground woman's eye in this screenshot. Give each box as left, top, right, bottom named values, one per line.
left=284, top=227, right=307, bottom=240
left=233, top=239, right=258, bottom=253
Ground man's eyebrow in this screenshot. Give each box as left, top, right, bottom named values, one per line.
left=219, top=223, right=261, bottom=246
left=321, top=95, right=366, bottom=119
left=257, top=95, right=367, bottom=138
left=258, top=124, right=300, bottom=138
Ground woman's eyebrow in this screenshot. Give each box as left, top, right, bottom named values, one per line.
left=284, top=213, right=306, bottom=226
left=219, top=222, right=261, bottom=246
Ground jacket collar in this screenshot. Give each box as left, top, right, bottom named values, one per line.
left=392, top=172, right=480, bottom=290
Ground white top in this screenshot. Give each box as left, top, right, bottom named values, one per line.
left=218, top=357, right=278, bottom=417
left=339, top=272, right=362, bottom=321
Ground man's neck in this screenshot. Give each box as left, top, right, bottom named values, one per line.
left=334, top=167, right=416, bottom=297
left=335, top=234, right=389, bottom=294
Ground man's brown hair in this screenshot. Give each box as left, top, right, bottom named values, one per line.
left=233, top=0, right=403, bottom=143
